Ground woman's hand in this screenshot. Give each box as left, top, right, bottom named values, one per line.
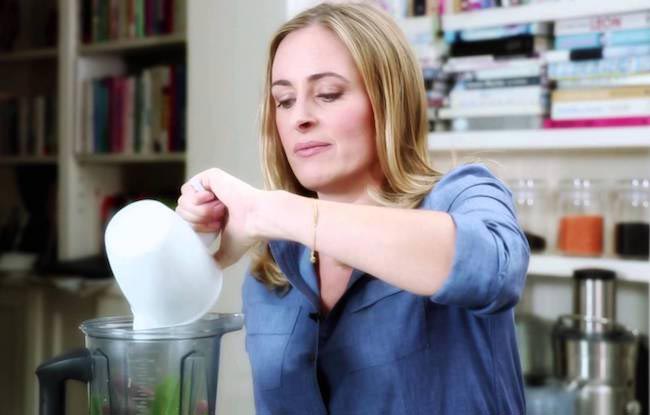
left=176, top=168, right=265, bottom=268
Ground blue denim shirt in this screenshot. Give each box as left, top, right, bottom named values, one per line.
left=242, top=164, right=530, bottom=415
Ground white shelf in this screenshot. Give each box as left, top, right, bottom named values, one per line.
left=428, top=126, right=650, bottom=152
left=528, top=254, right=650, bottom=283
left=76, top=153, right=185, bottom=164
left=79, top=33, right=186, bottom=55
left=0, top=156, right=58, bottom=165
left=443, top=0, right=650, bottom=30
left=0, top=48, right=57, bottom=63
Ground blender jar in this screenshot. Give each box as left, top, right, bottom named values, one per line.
left=613, top=178, right=650, bottom=259
left=36, top=313, right=243, bottom=415
left=509, top=178, right=548, bottom=253
left=557, top=178, right=605, bottom=257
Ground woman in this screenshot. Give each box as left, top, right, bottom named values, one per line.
left=176, top=3, right=529, bottom=414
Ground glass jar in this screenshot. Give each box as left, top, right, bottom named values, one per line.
left=557, top=178, right=605, bottom=257
left=613, top=178, right=650, bottom=259
left=509, top=179, right=548, bottom=253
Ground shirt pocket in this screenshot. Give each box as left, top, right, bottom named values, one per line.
left=244, top=303, right=301, bottom=391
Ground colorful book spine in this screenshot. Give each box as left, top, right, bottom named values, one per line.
left=548, top=55, right=650, bottom=80
left=554, top=33, right=601, bottom=50
left=556, top=73, right=650, bottom=89
left=555, top=10, right=650, bottom=36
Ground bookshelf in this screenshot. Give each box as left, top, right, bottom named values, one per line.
left=76, top=152, right=186, bottom=164
left=0, top=156, right=58, bottom=166
left=79, top=33, right=186, bottom=55
left=0, top=48, right=58, bottom=63
left=430, top=0, right=650, bottom=342
left=429, top=126, right=650, bottom=151
left=443, top=0, right=650, bottom=30
left=528, top=254, right=650, bottom=283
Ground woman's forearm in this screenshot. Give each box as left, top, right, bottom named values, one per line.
left=253, top=190, right=456, bottom=296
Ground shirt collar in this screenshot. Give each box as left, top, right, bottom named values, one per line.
left=268, top=240, right=367, bottom=310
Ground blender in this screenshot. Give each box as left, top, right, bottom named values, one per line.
left=36, top=313, right=243, bottom=415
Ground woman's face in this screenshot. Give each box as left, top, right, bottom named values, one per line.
left=271, top=24, right=379, bottom=197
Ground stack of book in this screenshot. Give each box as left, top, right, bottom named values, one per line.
left=79, top=63, right=186, bottom=155
left=440, top=23, right=550, bottom=131
left=80, top=0, right=187, bottom=44
left=0, top=94, right=57, bottom=156
left=392, top=0, right=448, bottom=130
left=545, top=10, right=650, bottom=128
left=445, top=0, right=559, bottom=13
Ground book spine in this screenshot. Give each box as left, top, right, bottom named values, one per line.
left=459, top=76, right=540, bottom=89
left=604, top=28, right=650, bottom=47
left=556, top=73, right=650, bottom=89
left=548, top=55, right=650, bottom=80
left=34, top=96, right=45, bottom=156
left=445, top=23, right=550, bottom=43
left=18, top=97, right=29, bottom=155
left=141, top=69, right=152, bottom=153
left=450, top=85, right=543, bottom=108
left=554, top=33, right=602, bottom=50
left=543, top=116, right=650, bottom=128
left=552, top=86, right=650, bottom=102
left=450, top=35, right=548, bottom=58
left=555, top=10, right=650, bottom=36
left=452, top=115, right=544, bottom=131
left=438, top=104, right=545, bottom=118
left=551, top=97, right=650, bottom=120
left=544, top=44, right=650, bottom=63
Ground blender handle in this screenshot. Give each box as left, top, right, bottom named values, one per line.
left=36, top=348, right=93, bottom=415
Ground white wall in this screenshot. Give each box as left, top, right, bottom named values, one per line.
left=188, top=1, right=287, bottom=414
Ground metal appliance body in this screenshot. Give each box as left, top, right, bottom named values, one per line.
left=553, top=269, right=640, bottom=415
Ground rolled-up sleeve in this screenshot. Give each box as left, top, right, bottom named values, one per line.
left=426, top=164, right=530, bottom=315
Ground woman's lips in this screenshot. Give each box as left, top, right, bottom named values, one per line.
left=294, top=141, right=331, bottom=157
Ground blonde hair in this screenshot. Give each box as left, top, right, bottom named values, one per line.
left=251, top=2, right=441, bottom=289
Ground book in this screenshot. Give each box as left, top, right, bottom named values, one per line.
left=551, top=97, right=650, bottom=120
left=450, top=115, right=544, bottom=131
left=544, top=44, right=650, bottom=63
left=457, top=76, right=540, bottom=89
left=543, top=116, right=650, bottom=128
left=555, top=28, right=650, bottom=50
left=552, top=86, right=650, bottom=102
left=548, top=55, right=650, bottom=80
left=444, top=56, right=542, bottom=73
left=555, top=10, right=650, bottom=36
left=556, top=73, right=650, bottom=89
left=445, top=23, right=550, bottom=43
left=438, top=104, right=545, bottom=119
left=450, top=85, right=543, bottom=107
left=449, top=35, right=549, bottom=58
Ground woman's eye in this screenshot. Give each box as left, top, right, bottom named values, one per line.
left=276, top=98, right=295, bottom=109
left=318, top=92, right=342, bottom=102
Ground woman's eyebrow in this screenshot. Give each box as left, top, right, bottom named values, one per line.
left=271, top=72, right=350, bottom=87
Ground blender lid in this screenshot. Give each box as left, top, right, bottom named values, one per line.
left=573, top=268, right=616, bottom=280
left=80, top=313, right=244, bottom=340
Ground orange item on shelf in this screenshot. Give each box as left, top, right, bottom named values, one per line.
left=558, top=215, right=604, bottom=256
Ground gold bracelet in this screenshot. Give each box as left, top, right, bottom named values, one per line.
left=310, top=200, right=319, bottom=264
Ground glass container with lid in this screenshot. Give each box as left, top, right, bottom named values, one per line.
left=509, top=178, right=548, bottom=253
left=557, top=178, right=605, bottom=257
left=613, top=178, right=650, bottom=259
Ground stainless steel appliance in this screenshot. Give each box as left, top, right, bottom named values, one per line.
left=553, top=268, right=641, bottom=415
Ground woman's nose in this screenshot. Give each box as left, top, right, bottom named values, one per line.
left=293, top=100, right=317, bottom=132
